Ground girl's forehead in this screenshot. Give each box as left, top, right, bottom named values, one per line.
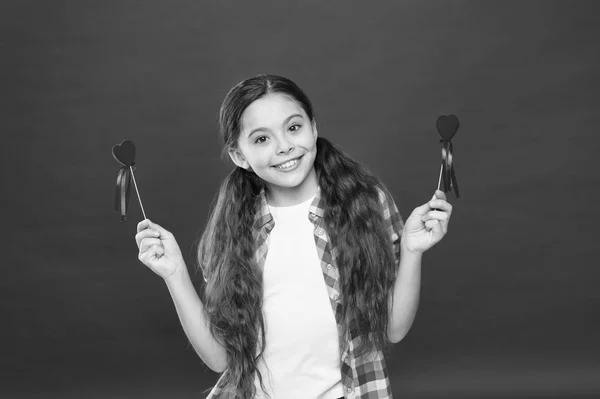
left=241, top=93, right=305, bottom=127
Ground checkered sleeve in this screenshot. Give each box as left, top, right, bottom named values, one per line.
left=376, top=185, right=404, bottom=270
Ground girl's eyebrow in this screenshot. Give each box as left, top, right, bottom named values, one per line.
left=247, top=113, right=304, bottom=138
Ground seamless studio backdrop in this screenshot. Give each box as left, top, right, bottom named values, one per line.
left=2, top=1, right=599, bottom=398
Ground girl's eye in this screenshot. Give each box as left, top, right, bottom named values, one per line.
left=289, top=124, right=301, bottom=132
left=255, top=136, right=267, bottom=144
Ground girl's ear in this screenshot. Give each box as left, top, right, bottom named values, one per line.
left=228, top=147, right=250, bottom=169
left=312, top=119, right=318, bottom=140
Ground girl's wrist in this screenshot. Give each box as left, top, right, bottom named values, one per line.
left=400, top=240, right=424, bottom=258
left=164, top=260, right=189, bottom=286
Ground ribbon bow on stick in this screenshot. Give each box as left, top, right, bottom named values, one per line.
left=436, top=115, right=460, bottom=198
left=112, top=139, right=147, bottom=222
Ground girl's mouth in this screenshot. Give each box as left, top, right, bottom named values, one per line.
left=273, top=155, right=303, bottom=170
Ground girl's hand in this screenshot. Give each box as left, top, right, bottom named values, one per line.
left=401, top=190, right=453, bottom=254
left=135, top=219, right=185, bottom=280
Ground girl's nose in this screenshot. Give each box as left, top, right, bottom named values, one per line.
left=277, top=139, right=295, bottom=154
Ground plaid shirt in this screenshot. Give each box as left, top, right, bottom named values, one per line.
left=206, top=183, right=404, bottom=399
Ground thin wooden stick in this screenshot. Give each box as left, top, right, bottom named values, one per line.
left=129, top=165, right=147, bottom=220
left=430, top=164, right=444, bottom=244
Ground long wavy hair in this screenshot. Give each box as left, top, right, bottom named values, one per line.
left=196, top=74, right=397, bottom=398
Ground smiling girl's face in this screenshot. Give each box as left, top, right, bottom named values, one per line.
left=228, top=92, right=319, bottom=206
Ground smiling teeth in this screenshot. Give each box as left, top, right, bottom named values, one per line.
left=275, top=158, right=299, bottom=169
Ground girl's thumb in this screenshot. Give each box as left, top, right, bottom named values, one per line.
left=146, top=219, right=165, bottom=234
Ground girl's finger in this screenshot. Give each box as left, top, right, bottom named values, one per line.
left=150, top=244, right=165, bottom=259
left=139, top=244, right=164, bottom=264
left=428, top=214, right=450, bottom=235
left=429, top=212, right=449, bottom=234
left=428, top=199, right=452, bottom=212
left=421, top=210, right=449, bottom=222
left=135, top=228, right=160, bottom=248
left=434, top=190, right=447, bottom=201
left=137, top=219, right=151, bottom=234
left=146, top=220, right=171, bottom=238
left=424, top=219, right=438, bottom=230
left=414, top=202, right=431, bottom=216
left=140, top=237, right=162, bottom=253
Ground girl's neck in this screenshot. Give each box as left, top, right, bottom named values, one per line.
left=266, top=167, right=319, bottom=207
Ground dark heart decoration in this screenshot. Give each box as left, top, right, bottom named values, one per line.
left=112, top=139, right=146, bottom=222
left=112, top=139, right=136, bottom=166
left=435, top=115, right=460, bottom=198
left=436, top=114, right=460, bottom=141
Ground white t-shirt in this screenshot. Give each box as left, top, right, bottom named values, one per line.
left=254, top=194, right=344, bottom=399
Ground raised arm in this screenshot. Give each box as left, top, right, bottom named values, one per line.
left=386, top=189, right=453, bottom=343
left=376, top=186, right=421, bottom=343
left=136, top=219, right=228, bottom=372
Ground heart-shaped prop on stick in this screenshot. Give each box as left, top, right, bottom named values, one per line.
left=435, top=115, right=460, bottom=198
left=112, top=139, right=147, bottom=222
left=436, top=114, right=459, bottom=141
left=112, top=139, right=136, bottom=166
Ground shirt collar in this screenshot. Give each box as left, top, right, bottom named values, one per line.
left=253, top=185, right=324, bottom=230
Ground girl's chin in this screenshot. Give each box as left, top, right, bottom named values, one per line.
left=264, top=171, right=307, bottom=187
left=268, top=175, right=305, bottom=186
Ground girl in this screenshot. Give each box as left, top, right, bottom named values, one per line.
left=135, top=74, right=453, bottom=399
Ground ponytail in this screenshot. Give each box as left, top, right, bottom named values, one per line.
left=197, top=167, right=268, bottom=398
left=315, top=137, right=397, bottom=357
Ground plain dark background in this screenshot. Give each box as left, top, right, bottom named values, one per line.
left=2, top=1, right=599, bottom=398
